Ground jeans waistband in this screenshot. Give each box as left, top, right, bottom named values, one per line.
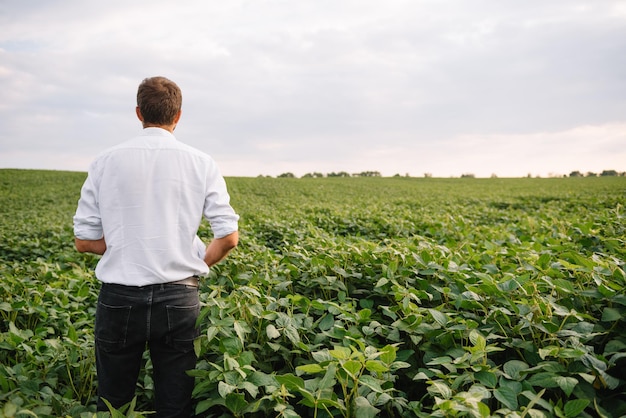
left=102, top=276, right=199, bottom=288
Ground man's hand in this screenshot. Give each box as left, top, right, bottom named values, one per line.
left=204, top=231, right=238, bottom=267
left=75, top=237, right=107, bottom=255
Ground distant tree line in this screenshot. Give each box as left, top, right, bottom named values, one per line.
left=569, top=170, right=624, bottom=177
left=276, top=171, right=382, bottom=178
left=268, top=170, right=624, bottom=179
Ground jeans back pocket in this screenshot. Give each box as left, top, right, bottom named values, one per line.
left=165, top=303, right=200, bottom=352
left=95, top=302, right=132, bottom=352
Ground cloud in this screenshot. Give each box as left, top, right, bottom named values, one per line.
left=0, top=0, right=625, bottom=176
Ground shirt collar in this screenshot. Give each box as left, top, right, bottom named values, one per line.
left=141, top=127, right=176, bottom=139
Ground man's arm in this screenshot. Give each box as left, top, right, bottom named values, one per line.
left=75, top=237, right=107, bottom=255
left=204, top=231, right=238, bottom=267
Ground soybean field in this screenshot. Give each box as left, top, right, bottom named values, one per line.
left=1, top=169, right=625, bottom=417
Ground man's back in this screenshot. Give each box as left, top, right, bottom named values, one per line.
left=75, top=127, right=238, bottom=286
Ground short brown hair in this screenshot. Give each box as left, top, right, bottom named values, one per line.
left=136, top=77, right=182, bottom=125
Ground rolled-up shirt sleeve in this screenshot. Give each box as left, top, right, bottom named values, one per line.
left=73, top=169, right=104, bottom=240
left=203, top=164, right=239, bottom=238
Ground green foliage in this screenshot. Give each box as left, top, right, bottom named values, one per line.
left=1, top=170, right=625, bottom=417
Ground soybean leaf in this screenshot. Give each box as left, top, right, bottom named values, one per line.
left=266, top=324, right=280, bottom=339
left=319, top=314, right=334, bottom=331
left=225, top=392, right=248, bottom=415
left=219, top=337, right=243, bottom=355
left=601, top=307, right=622, bottom=322
left=283, top=326, right=301, bottom=344
left=564, top=399, right=590, bottom=417
left=379, top=345, right=397, bottom=365
left=428, top=381, right=452, bottom=399
left=428, top=309, right=449, bottom=327
left=275, top=374, right=305, bottom=391
left=218, top=381, right=236, bottom=398
left=365, top=360, right=388, bottom=373
left=343, top=360, right=362, bottom=377
left=297, top=364, right=324, bottom=374
left=206, top=326, right=219, bottom=342
left=554, top=376, right=578, bottom=396
left=248, top=371, right=276, bottom=388
left=330, top=346, right=351, bottom=360
left=390, top=361, right=411, bottom=371
left=494, top=387, right=518, bottom=410
left=503, top=360, right=529, bottom=381
left=355, top=396, right=380, bottom=418
left=281, top=409, right=301, bottom=418
left=359, top=375, right=384, bottom=393
left=469, top=330, right=486, bottom=350
left=240, top=381, right=259, bottom=398
left=475, top=370, right=497, bottom=388
left=312, top=349, right=332, bottom=363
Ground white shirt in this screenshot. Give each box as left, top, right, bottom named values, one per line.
left=73, top=128, right=239, bottom=286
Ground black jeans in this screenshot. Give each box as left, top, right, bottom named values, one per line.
left=95, top=282, right=200, bottom=417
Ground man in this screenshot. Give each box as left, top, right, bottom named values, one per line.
left=73, top=76, right=239, bottom=417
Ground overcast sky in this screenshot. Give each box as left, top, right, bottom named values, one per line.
left=1, top=1, right=625, bottom=177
